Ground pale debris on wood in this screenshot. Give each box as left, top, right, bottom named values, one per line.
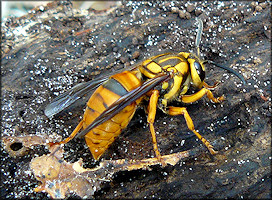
left=2, top=135, right=195, bottom=198
left=30, top=144, right=193, bottom=199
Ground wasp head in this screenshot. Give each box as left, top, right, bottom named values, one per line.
left=187, top=54, right=205, bottom=89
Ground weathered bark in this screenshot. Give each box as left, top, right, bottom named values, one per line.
left=1, top=1, right=271, bottom=199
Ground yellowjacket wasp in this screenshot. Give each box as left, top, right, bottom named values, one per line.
left=45, top=18, right=245, bottom=165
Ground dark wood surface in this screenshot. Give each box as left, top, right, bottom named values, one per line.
left=1, top=1, right=271, bottom=199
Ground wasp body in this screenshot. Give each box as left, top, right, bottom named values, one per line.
left=81, top=71, right=142, bottom=159
left=45, top=20, right=245, bottom=163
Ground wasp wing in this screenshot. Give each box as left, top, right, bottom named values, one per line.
left=44, top=78, right=108, bottom=118
left=44, top=65, right=141, bottom=118
left=76, top=73, right=170, bottom=138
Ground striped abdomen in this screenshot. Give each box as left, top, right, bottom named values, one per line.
left=82, top=71, right=142, bottom=160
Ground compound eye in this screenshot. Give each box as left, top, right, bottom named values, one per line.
left=194, top=61, right=205, bottom=81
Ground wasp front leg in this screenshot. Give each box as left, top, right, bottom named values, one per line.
left=167, top=106, right=218, bottom=155
left=181, top=87, right=225, bottom=104
left=203, top=81, right=219, bottom=89
left=147, top=90, right=166, bottom=166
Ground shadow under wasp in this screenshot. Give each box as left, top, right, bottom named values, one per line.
left=45, top=18, right=245, bottom=165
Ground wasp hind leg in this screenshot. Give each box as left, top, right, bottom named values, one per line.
left=167, top=106, right=217, bottom=155
left=49, top=120, right=84, bottom=155
left=57, top=120, right=84, bottom=145
left=147, top=90, right=166, bottom=166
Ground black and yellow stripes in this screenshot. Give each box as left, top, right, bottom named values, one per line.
left=140, top=53, right=189, bottom=78
left=103, top=78, right=128, bottom=97
left=82, top=71, right=142, bottom=160
left=111, top=71, right=142, bottom=91
left=139, top=53, right=191, bottom=105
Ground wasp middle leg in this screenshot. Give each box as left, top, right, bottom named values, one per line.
left=167, top=106, right=218, bottom=155
left=168, top=106, right=218, bottom=155
left=147, top=90, right=166, bottom=166
left=173, top=88, right=224, bottom=154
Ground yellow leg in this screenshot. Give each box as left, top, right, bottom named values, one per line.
left=49, top=120, right=84, bottom=156
left=167, top=106, right=218, bottom=155
left=181, top=87, right=225, bottom=104
left=50, top=120, right=84, bottom=146
left=147, top=90, right=166, bottom=166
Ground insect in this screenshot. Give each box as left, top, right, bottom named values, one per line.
left=45, top=19, right=245, bottom=164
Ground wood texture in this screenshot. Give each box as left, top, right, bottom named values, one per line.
left=1, top=1, right=271, bottom=199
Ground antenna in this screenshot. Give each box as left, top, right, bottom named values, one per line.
left=195, top=18, right=203, bottom=57
left=205, top=60, right=246, bottom=84
left=195, top=18, right=246, bottom=85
